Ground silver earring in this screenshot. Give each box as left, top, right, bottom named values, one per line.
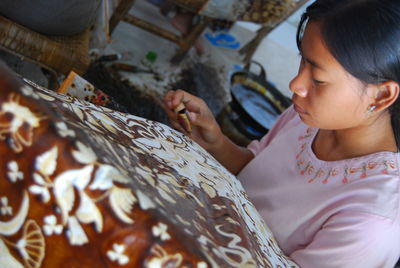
left=368, top=105, right=377, bottom=113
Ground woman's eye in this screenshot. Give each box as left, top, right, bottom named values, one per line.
left=313, top=79, right=324, bottom=85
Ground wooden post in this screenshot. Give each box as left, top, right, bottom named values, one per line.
left=109, top=0, right=137, bottom=34
left=171, top=16, right=211, bottom=63
left=239, top=0, right=310, bottom=63
left=124, top=14, right=181, bottom=44
left=239, top=25, right=274, bottom=63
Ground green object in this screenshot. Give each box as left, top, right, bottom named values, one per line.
left=146, top=51, right=157, bottom=62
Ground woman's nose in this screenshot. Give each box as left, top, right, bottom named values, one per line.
left=289, top=72, right=309, bottom=98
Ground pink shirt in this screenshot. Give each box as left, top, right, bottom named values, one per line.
left=238, top=106, right=400, bottom=267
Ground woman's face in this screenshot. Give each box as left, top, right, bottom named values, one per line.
left=289, top=20, right=372, bottom=130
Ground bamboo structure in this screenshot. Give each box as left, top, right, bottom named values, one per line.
left=0, top=16, right=91, bottom=78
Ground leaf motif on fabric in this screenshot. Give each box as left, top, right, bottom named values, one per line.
left=35, top=146, right=58, bottom=176
left=55, top=122, right=75, bottom=138
left=109, top=187, right=136, bottom=224
left=72, top=142, right=97, bottom=164
left=66, top=216, right=88, bottom=246
left=136, top=190, right=156, bottom=210
left=76, top=191, right=103, bottom=232
left=90, top=164, right=130, bottom=191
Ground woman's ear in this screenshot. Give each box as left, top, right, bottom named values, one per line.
left=372, top=81, right=400, bottom=111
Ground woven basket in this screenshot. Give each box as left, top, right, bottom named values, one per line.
left=172, top=0, right=207, bottom=12
left=0, top=15, right=90, bottom=76
left=240, top=0, right=298, bottom=25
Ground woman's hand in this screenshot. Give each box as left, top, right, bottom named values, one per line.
left=164, top=89, right=254, bottom=175
left=163, top=89, right=224, bottom=152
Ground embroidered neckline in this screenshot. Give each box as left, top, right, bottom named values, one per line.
left=296, top=127, right=398, bottom=184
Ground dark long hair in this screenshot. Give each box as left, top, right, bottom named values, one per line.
left=297, top=0, right=400, bottom=149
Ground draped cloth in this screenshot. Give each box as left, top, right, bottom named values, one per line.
left=0, top=62, right=298, bottom=267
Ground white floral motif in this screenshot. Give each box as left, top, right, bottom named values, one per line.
left=107, top=243, right=129, bottom=265
left=90, top=164, right=136, bottom=224
left=0, top=197, right=12, bottom=216
left=146, top=244, right=183, bottom=267
left=35, top=146, right=58, bottom=176
left=72, top=142, right=97, bottom=164
left=197, top=262, right=208, bottom=268
left=136, top=190, right=156, bottom=210
left=152, top=222, right=171, bottom=241
left=17, top=220, right=46, bottom=268
left=42, top=215, right=63, bottom=236
left=29, top=173, right=51, bottom=203
left=20, top=85, right=39, bottom=99
left=16, top=239, right=28, bottom=259
left=0, top=239, right=24, bottom=268
left=53, top=165, right=94, bottom=222
left=0, top=205, right=45, bottom=268
left=0, top=191, right=29, bottom=236
left=65, top=216, right=88, bottom=245
left=40, top=160, right=136, bottom=246
left=7, top=161, right=23, bottom=183
left=29, top=146, right=57, bottom=203
left=55, top=122, right=75, bottom=138
left=90, top=164, right=130, bottom=189
left=109, top=187, right=136, bottom=224
left=76, top=191, right=103, bottom=232
left=59, top=93, right=298, bottom=267
left=0, top=93, right=45, bottom=152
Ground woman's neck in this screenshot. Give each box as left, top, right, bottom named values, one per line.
left=312, top=113, right=397, bottom=161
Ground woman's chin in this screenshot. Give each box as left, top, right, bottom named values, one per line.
left=297, top=113, right=318, bottom=128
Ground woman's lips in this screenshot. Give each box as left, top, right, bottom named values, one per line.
left=293, top=104, right=307, bottom=114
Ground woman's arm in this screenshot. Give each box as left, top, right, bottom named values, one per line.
left=207, top=134, right=254, bottom=174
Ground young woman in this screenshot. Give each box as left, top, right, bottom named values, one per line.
left=164, top=0, right=400, bottom=266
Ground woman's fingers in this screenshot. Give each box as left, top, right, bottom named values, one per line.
left=162, top=100, right=176, bottom=119
left=163, top=90, right=190, bottom=133
left=167, top=89, right=204, bottom=114
left=187, top=110, right=209, bottom=130
left=164, top=90, right=178, bottom=109
left=163, top=105, right=186, bottom=132
left=164, top=89, right=216, bottom=134
left=167, top=89, right=186, bottom=108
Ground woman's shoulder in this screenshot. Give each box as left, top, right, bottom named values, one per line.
left=330, top=152, right=400, bottom=221
left=297, top=124, right=400, bottom=184
left=296, top=132, right=400, bottom=219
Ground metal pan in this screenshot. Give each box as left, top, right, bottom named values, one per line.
left=229, top=61, right=291, bottom=139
